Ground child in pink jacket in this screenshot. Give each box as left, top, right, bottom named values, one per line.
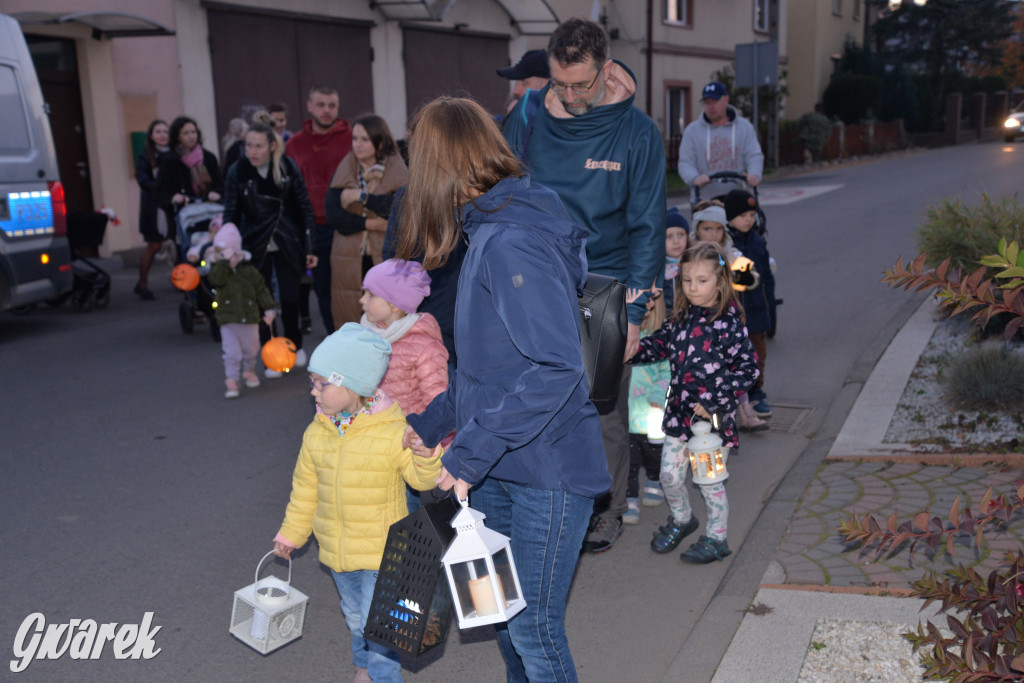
left=359, top=259, right=449, bottom=417
left=360, top=259, right=449, bottom=512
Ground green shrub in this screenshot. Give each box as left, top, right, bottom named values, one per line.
left=917, top=194, right=1024, bottom=270
left=822, top=74, right=883, bottom=124
left=944, top=345, right=1024, bottom=412
left=797, top=113, right=832, bottom=162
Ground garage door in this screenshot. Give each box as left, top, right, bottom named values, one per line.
left=403, top=26, right=509, bottom=120
left=207, top=6, right=373, bottom=142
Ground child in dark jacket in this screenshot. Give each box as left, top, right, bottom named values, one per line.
left=628, top=241, right=759, bottom=564
left=207, top=223, right=276, bottom=398
left=724, top=189, right=776, bottom=418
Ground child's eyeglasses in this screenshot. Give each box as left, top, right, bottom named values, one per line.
left=309, top=375, right=334, bottom=392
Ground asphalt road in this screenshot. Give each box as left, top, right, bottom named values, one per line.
left=1, top=140, right=1021, bottom=682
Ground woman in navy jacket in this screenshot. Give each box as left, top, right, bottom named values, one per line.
left=398, top=97, right=609, bottom=683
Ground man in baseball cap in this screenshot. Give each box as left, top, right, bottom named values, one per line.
left=497, top=49, right=551, bottom=99
left=678, top=80, right=764, bottom=190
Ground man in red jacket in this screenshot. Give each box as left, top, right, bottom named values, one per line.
left=286, top=85, right=352, bottom=333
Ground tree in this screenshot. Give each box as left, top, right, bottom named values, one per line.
left=868, top=0, right=1016, bottom=130
left=966, top=3, right=1024, bottom=90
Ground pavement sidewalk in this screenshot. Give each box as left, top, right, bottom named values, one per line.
left=696, top=297, right=1024, bottom=682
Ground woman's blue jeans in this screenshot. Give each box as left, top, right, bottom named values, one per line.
left=471, top=477, right=594, bottom=683
left=330, top=569, right=402, bottom=683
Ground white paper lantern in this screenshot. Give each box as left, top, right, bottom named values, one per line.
left=686, top=420, right=730, bottom=485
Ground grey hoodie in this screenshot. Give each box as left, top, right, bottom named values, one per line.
left=677, top=105, right=764, bottom=184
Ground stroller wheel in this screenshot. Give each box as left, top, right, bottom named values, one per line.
left=93, top=288, right=111, bottom=309
left=179, top=301, right=195, bottom=334
left=71, top=289, right=94, bottom=312
left=209, top=317, right=221, bottom=343
left=45, top=293, right=71, bottom=307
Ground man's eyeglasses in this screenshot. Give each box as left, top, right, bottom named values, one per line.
left=549, top=69, right=602, bottom=96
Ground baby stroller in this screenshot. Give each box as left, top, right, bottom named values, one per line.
left=689, top=171, right=780, bottom=337
left=49, top=210, right=112, bottom=312
left=174, top=201, right=223, bottom=340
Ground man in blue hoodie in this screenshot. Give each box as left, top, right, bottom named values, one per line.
left=504, top=17, right=666, bottom=553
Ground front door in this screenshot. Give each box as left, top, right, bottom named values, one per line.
left=25, top=36, right=93, bottom=215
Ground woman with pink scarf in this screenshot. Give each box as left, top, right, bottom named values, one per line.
left=158, top=116, right=223, bottom=214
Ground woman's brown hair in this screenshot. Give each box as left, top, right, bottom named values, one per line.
left=394, top=97, right=523, bottom=270
left=672, top=241, right=742, bottom=323
left=353, top=113, right=397, bottom=163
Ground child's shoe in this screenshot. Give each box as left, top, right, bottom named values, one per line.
left=243, top=371, right=260, bottom=389
left=641, top=481, right=665, bottom=507
left=680, top=535, right=732, bottom=564
left=264, top=368, right=283, bottom=379
left=737, top=401, right=769, bottom=432
left=749, top=388, right=772, bottom=418
left=224, top=378, right=240, bottom=399
left=294, top=348, right=308, bottom=368
left=650, top=514, right=699, bottom=553
left=623, top=498, right=641, bottom=525
left=353, top=667, right=371, bottom=683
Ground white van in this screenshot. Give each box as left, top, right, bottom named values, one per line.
left=0, top=13, right=72, bottom=313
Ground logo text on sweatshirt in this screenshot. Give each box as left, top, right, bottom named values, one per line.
left=10, top=612, right=162, bottom=673
left=584, top=158, right=622, bottom=172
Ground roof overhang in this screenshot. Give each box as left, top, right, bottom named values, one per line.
left=12, top=11, right=174, bottom=39
left=492, top=0, right=559, bottom=35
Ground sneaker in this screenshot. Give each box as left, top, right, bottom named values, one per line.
left=737, top=401, right=769, bottom=432
left=243, top=371, right=260, bottom=388
left=641, top=481, right=665, bottom=507
left=301, top=316, right=313, bottom=335
left=133, top=283, right=156, bottom=301
left=581, top=514, right=623, bottom=553
left=264, top=368, right=283, bottom=379
left=749, top=389, right=772, bottom=418
left=650, top=514, right=699, bottom=554
left=294, top=348, right=308, bottom=368
left=224, top=379, right=240, bottom=399
left=353, top=667, right=371, bottom=683
left=680, top=535, right=732, bottom=564
left=623, top=498, right=641, bottom=525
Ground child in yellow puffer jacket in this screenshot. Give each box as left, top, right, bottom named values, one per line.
left=272, top=323, right=441, bottom=683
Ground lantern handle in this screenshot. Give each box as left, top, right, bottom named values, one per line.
left=690, top=407, right=721, bottom=431
left=255, top=549, right=291, bottom=587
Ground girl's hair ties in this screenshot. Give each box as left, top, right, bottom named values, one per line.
left=718, top=254, right=725, bottom=267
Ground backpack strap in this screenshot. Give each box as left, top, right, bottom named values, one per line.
left=517, top=89, right=542, bottom=164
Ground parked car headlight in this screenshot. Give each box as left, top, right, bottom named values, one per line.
left=1005, top=117, right=1021, bottom=128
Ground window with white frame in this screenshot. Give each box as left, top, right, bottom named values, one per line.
left=832, top=0, right=842, bottom=16
left=666, top=0, right=691, bottom=26
left=853, top=0, right=861, bottom=20
left=754, top=0, right=769, bottom=32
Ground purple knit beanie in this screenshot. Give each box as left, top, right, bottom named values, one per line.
left=362, top=259, right=431, bottom=314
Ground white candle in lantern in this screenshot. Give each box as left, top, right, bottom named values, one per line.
left=468, top=576, right=499, bottom=616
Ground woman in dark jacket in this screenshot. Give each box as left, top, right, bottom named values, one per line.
left=158, top=116, right=223, bottom=212
left=134, top=119, right=172, bottom=299
left=222, top=122, right=317, bottom=375
left=398, top=97, right=610, bottom=683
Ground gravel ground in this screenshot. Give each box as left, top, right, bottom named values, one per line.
left=884, top=314, right=1024, bottom=452
left=797, top=620, right=929, bottom=683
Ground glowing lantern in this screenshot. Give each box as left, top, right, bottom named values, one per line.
left=686, top=420, right=729, bottom=485
left=646, top=404, right=666, bottom=444
left=441, top=499, right=525, bottom=629
left=261, top=337, right=297, bottom=373
left=170, top=263, right=201, bottom=291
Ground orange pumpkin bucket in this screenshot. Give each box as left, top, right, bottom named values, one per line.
left=261, top=336, right=297, bottom=373
left=170, top=263, right=201, bottom=291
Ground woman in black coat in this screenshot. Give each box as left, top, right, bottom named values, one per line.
left=222, top=122, right=317, bottom=375
left=134, top=119, right=172, bottom=299
left=158, top=116, right=223, bottom=212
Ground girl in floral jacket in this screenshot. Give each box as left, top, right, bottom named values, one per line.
left=628, top=241, right=758, bottom=564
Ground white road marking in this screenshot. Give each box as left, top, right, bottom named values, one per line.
left=757, top=184, right=844, bottom=206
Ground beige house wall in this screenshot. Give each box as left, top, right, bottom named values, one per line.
left=786, top=0, right=864, bottom=117
left=5, top=0, right=803, bottom=256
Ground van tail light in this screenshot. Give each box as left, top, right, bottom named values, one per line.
left=47, top=181, right=66, bottom=237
